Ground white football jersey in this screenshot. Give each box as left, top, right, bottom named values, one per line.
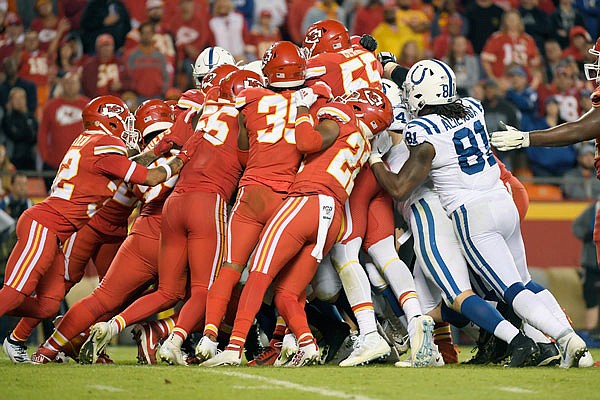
left=403, top=97, right=504, bottom=214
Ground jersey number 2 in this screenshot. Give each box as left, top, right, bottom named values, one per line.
left=452, top=120, right=496, bottom=175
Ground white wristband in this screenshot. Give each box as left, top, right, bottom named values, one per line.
left=161, top=164, right=172, bottom=181
left=369, top=154, right=383, bottom=166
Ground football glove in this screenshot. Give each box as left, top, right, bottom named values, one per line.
left=293, top=87, right=319, bottom=109
left=490, top=121, right=530, bottom=151
left=359, top=34, right=378, bottom=52
left=377, top=52, right=396, bottom=68
left=369, top=132, right=392, bottom=166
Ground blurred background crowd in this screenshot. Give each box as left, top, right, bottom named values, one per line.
left=0, top=0, right=599, bottom=202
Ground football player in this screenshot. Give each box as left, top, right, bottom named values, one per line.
left=370, top=59, right=588, bottom=368
left=202, top=87, right=392, bottom=367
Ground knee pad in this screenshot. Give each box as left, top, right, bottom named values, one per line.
left=366, top=235, right=398, bottom=268
left=311, top=261, right=342, bottom=303
left=524, top=280, right=545, bottom=294
left=503, top=282, right=526, bottom=305
left=331, top=238, right=362, bottom=270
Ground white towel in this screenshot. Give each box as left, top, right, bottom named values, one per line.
left=311, top=194, right=335, bottom=262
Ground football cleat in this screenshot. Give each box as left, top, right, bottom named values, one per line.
left=285, top=339, right=320, bottom=367
left=328, top=332, right=358, bottom=364
left=338, top=331, right=391, bottom=367
left=200, top=348, right=242, bottom=367
left=578, top=349, right=594, bottom=367
left=248, top=341, right=281, bottom=366
left=3, top=335, right=32, bottom=363
left=158, top=334, right=187, bottom=366
left=395, top=344, right=445, bottom=368
left=195, top=335, right=218, bottom=362
left=506, top=332, right=539, bottom=367
left=274, top=333, right=298, bottom=366
left=132, top=322, right=164, bottom=365
left=79, top=322, right=112, bottom=365
left=408, top=315, right=435, bottom=368
left=31, top=346, right=59, bottom=364
left=382, top=318, right=410, bottom=356
left=95, top=352, right=114, bottom=364
left=558, top=331, right=588, bottom=368
left=534, top=342, right=561, bottom=367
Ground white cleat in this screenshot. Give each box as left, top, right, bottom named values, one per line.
left=558, top=332, right=587, bottom=368
left=79, top=322, right=112, bottom=365
left=578, top=349, right=594, bottom=368
left=274, top=333, right=298, bottom=366
left=395, top=345, right=444, bottom=368
left=158, top=334, right=187, bottom=366
left=285, top=340, right=320, bottom=367
left=3, top=336, right=32, bottom=363
left=408, top=315, right=435, bottom=368
left=200, top=348, right=242, bottom=367
left=339, top=331, right=391, bottom=367
left=195, top=336, right=218, bottom=362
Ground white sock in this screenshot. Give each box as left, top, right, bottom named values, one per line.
left=512, top=290, right=570, bottom=339
left=108, top=319, right=121, bottom=337
left=400, top=296, right=422, bottom=323
left=536, top=289, right=572, bottom=330
left=355, top=309, right=377, bottom=335
left=523, top=323, right=551, bottom=344
left=493, top=320, right=520, bottom=344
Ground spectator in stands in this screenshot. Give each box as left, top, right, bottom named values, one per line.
left=543, top=38, right=563, bottom=83
left=572, top=202, right=600, bottom=338
left=287, top=0, right=315, bottom=44
left=81, top=34, right=125, bottom=98
left=38, top=71, right=89, bottom=187
left=550, top=0, right=585, bottom=49
left=126, top=21, right=168, bottom=101
left=372, top=6, right=404, bottom=58
left=254, top=0, right=287, bottom=31
left=505, top=65, right=538, bottom=131
left=432, top=14, right=473, bottom=60
left=518, top=0, right=550, bottom=53
left=302, top=0, right=346, bottom=35
left=234, top=0, right=255, bottom=29
left=30, top=0, right=71, bottom=55
left=563, top=26, right=592, bottom=63
left=580, top=89, right=593, bottom=113
left=1, top=87, right=37, bottom=171
left=563, top=141, right=600, bottom=199
left=574, top=0, right=600, bottom=40
left=80, top=0, right=132, bottom=54
left=431, top=0, right=468, bottom=39
left=538, top=62, right=583, bottom=122
left=124, top=0, right=176, bottom=85
left=18, top=30, right=50, bottom=115
left=0, top=13, right=24, bottom=71
left=209, top=0, right=249, bottom=62
left=481, top=10, right=541, bottom=87
left=398, top=40, right=421, bottom=68
left=465, top=0, right=504, bottom=54
left=170, top=0, right=209, bottom=89
left=0, top=173, right=33, bottom=217
left=395, top=0, right=431, bottom=54
left=53, top=33, right=82, bottom=79
left=444, top=36, right=480, bottom=97
left=246, top=10, right=281, bottom=61
left=0, top=145, right=16, bottom=195
left=0, top=57, right=36, bottom=114
left=526, top=96, right=577, bottom=177
left=61, top=0, right=88, bottom=32
left=352, top=0, right=384, bottom=37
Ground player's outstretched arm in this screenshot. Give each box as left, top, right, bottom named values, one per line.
left=130, top=149, right=161, bottom=166
left=143, top=157, right=185, bottom=186
left=370, top=142, right=434, bottom=201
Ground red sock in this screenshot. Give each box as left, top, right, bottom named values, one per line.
left=13, top=318, right=40, bottom=341
left=434, top=322, right=458, bottom=364
left=274, top=290, right=311, bottom=342
left=204, top=268, right=241, bottom=336
left=271, top=316, right=287, bottom=343
left=229, top=272, right=272, bottom=346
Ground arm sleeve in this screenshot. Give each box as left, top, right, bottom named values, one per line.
left=294, top=114, right=323, bottom=154
left=94, top=153, right=149, bottom=184
left=390, top=65, right=409, bottom=88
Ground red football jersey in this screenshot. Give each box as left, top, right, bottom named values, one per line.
left=41, top=131, right=148, bottom=238
left=480, top=32, right=540, bottom=78
left=236, top=87, right=303, bottom=193
left=30, top=17, right=67, bottom=53
left=306, top=47, right=383, bottom=97
left=288, top=102, right=371, bottom=206
left=174, top=101, right=243, bottom=201
left=18, top=50, right=50, bottom=86
left=81, top=57, right=126, bottom=98
left=87, top=182, right=138, bottom=238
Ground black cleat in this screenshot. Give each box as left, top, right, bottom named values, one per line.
left=534, top=342, right=561, bottom=367
left=506, top=333, right=540, bottom=367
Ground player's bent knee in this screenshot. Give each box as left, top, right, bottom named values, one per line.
left=503, top=282, right=526, bottom=305
left=222, top=262, right=245, bottom=273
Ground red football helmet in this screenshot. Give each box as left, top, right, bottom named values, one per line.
left=585, top=37, right=600, bottom=84
left=82, top=95, right=137, bottom=147
left=134, top=99, right=174, bottom=140
left=302, top=19, right=351, bottom=57
left=262, top=41, right=307, bottom=88
left=220, top=69, right=264, bottom=101
left=201, top=64, right=239, bottom=93
left=341, top=88, right=393, bottom=136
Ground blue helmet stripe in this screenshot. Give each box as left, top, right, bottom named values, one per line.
left=431, top=59, right=454, bottom=98
left=208, top=47, right=215, bottom=68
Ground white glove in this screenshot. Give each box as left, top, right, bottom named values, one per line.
left=293, top=87, right=318, bottom=109
left=490, top=121, right=530, bottom=151
left=369, top=132, right=392, bottom=166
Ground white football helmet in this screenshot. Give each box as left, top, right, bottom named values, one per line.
left=241, top=60, right=266, bottom=85
left=403, top=59, right=457, bottom=117
left=382, top=78, right=409, bottom=131
left=192, top=47, right=236, bottom=89
left=584, top=37, right=600, bottom=84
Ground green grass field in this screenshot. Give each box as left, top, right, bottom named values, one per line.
left=1, top=346, right=598, bottom=400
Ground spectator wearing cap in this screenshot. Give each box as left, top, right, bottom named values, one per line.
left=126, top=21, right=168, bottom=101
left=526, top=96, right=577, bottom=177
left=302, top=0, right=346, bottom=36
left=563, top=141, right=600, bottom=199
left=352, top=0, right=384, bottom=38
left=481, top=10, right=541, bottom=86
left=432, top=14, right=474, bottom=60
left=254, top=0, right=287, bottom=31
left=430, top=0, right=467, bottom=39
left=538, top=60, right=583, bottom=122
left=563, top=26, right=592, bottom=64
left=550, top=0, right=585, bottom=49
left=505, top=65, right=538, bottom=131
left=124, top=0, right=176, bottom=85
left=17, top=30, right=50, bottom=117
left=0, top=57, right=37, bottom=113
left=518, top=0, right=550, bottom=54
left=208, top=0, right=250, bottom=62
left=30, top=0, right=71, bottom=56
left=1, top=87, right=38, bottom=170
left=80, top=0, right=131, bottom=54
left=0, top=13, right=24, bottom=70
left=465, top=0, right=504, bottom=54
left=170, top=0, right=209, bottom=89
left=443, top=36, right=480, bottom=97
left=38, top=71, right=89, bottom=186
left=246, top=10, right=281, bottom=61
left=81, top=34, right=126, bottom=98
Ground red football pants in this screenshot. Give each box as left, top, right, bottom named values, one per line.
left=0, top=212, right=65, bottom=319
left=120, top=191, right=227, bottom=330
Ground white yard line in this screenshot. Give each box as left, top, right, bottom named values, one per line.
left=496, top=386, right=536, bottom=394
left=88, top=384, right=125, bottom=392
left=203, top=369, right=379, bottom=400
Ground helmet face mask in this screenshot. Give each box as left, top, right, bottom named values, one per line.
left=584, top=40, right=600, bottom=84
left=192, top=47, right=236, bottom=89
left=83, top=95, right=139, bottom=147
left=403, top=59, right=458, bottom=117
left=121, top=114, right=141, bottom=151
